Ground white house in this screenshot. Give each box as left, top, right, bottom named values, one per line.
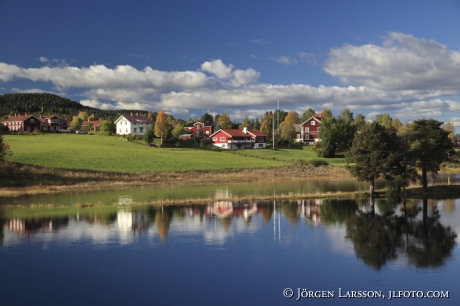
left=115, top=114, right=153, bottom=136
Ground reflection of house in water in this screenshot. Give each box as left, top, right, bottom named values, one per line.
left=207, top=201, right=259, bottom=220
left=118, top=195, right=133, bottom=205
left=5, top=217, right=69, bottom=236
left=297, top=199, right=322, bottom=226
left=117, top=210, right=152, bottom=234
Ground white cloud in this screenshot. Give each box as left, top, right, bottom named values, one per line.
left=297, top=52, right=317, bottom=65
left=276, top=56, right=298, bottom=65
left=251, top=39, right=270, bottom=45
left=39, top=57, right=49, bottom=63
left=2, top=34, right=460, bottom=122
left=201, top=59, right=233, bottom=79
left=324, top=32, right=460, bottom=94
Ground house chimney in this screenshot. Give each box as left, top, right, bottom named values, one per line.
left=130, top=112, right=133, bottom=116
left=136, top=113, right=139, bottom=116
left=243, top=127, right=247, bottom=134
left=25, top=112, right=28, bottom=116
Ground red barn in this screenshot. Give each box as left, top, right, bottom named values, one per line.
left=184, top=122, right=216, bottom=136
left=210, top=127, right=266, bottom=149
left=299, top=114, right=323, bottom=145
left=1, top=113, right=42, bottom=132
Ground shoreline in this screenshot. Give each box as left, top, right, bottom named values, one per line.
left=1, top=162, right=460, bottom=201
left=0, top=162, right=351, bottom=197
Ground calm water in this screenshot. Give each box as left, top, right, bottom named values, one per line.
left=0, top=194, right=459, bottom=305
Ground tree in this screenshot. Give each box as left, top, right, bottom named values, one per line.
left=99, top=121, right=114, bottom=133
left=346, top=122, right=403, bottom=197
left=154, top=110, right=172, bottom=144
left=143, top=127, right=155, bottom=145
left=217, top=112, right=232, bottom=129
left=201, top=113, right=214, bottom=123
left=316, top=113, right=356, bottom=158
left=321, top=107, right=333, bottom=118
left=442, top=122, right=455, bottom=144
left=171, top=122, right=185, bottom=138
left=375, top=114, right=393, bottom=130
left=238, top=115, right=253, bottom=130
left=260, top=119, right=272, bottom=140
left=407, top=119, right=453, bottom=190
left=279, top=111, right=300, bottom=144
left=253, top=118, right=261, bottom=130
left=195, top=124, right=204, bottom=140
left=353, top=113, right=367, bottom=132
left=71, top=117, right=83, bottom=131
left=280, top=122, right=296, bottom=144
left=339, top=109, right=354, bottom=123
left=0, top=135, right=12, bottom=162
left=301, top=108, right=316, bottom=122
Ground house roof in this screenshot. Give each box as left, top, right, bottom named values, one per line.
left=300, top=114, right=323, bottom=127
left=82, top=120, right=103, bottom=126
left=210, top=129, right=266, bottom=138
left=115, top=115, right=153, bottom=124
left=1, top=115, right=37, bottom=122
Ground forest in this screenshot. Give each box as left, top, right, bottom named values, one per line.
left=0, top=93, right=149, bottom=121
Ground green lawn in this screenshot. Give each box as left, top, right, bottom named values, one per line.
left=231, top=145, right=348, bottom=166
left=4, top=134, right=290, bottom=172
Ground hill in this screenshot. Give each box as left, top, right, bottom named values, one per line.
left=0, top=92, right=151, bottom=121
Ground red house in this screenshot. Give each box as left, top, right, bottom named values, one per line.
left=39, top=115, right=69, bottom=132
left=1, top=113, right=42, bottom=132
left=299, top=114, right=323, bottom=145
left=210, top=127, right=267, bottom=149
left=184, top=122, right=216, bottom=136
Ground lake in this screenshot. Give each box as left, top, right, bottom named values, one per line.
left=0, top=178, right=459, bottom=305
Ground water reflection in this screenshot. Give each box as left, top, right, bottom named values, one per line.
left=1, top=198, right=457, bottom=269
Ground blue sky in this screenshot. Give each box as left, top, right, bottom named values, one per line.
left=1, top=0, right=460, bottom=124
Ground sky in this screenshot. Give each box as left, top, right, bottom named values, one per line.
left=1, top=0, right=460, bottom=124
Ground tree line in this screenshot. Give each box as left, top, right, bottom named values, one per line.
left=315, top=110, right=455, bottom=196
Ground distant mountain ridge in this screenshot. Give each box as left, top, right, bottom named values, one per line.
left=0, top=93, right=150, bottom=121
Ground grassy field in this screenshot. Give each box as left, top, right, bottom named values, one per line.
left=231, top=145, right=348, bottom=166
left=3, top=134, right=291, bottom=172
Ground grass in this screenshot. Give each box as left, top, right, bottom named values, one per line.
left=230, top=145, right=348, bottom=166
left=4, top=134, right=289, bottom=172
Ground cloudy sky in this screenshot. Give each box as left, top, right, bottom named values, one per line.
left=1, top=0, right=460, bottom=124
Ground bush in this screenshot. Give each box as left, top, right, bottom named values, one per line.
left=308, top=159, right=329, bottom=167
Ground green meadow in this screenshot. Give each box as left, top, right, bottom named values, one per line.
left=3, top=134, right=347, bottom=173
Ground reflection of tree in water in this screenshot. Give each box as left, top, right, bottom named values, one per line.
left=345, top=207, right=403, bottom=270
left=155, top=206, right=173, bottom=240
left=344, top=198, right=456, bottom=270
left=319, top=199, right=358, bottom=225
left=261, top=203, right=274, bottom=224
left=441, top=199, right=456, bottom=215
left=219, top=217, right=232, bottom=231
left=0, top=209, right=5, bottom=245
left=280, top=201, right=299, bottom=225
left=83, top=211, right=117, bottom=225
left=404, top=198, right=457, bottom=268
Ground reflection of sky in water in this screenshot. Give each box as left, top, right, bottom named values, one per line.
left=1, top=200, right=459, bottom=305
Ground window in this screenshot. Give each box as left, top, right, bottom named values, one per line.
left=44, top=127, right=48, bottom=130
left=134, top=128, right=137, bottom=132
left=305, top=135, right=309, bottom=140
left=220, top=137, right=226, bottom=141
left=222, top=144, right=226, bottom=148
left=206, top=131, right=209, bottom=135
left=213, top=137, right=217, bottom=141
left=140, top=127, right=143, bottom=133
left=259, top=143, right=264, bottom=148
left=30, top=119, right=34, bottom=123
left=305, top=127, right=309, bottom=132
left=257, top=137, right=264, bottom=142
left=311, top=121, right=315, bottom=126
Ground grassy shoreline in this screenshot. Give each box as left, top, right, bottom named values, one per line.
left=0, top=161, right=351, bottom=197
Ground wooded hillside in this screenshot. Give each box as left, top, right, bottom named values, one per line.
left=0, top=93, right=149, bottom=121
